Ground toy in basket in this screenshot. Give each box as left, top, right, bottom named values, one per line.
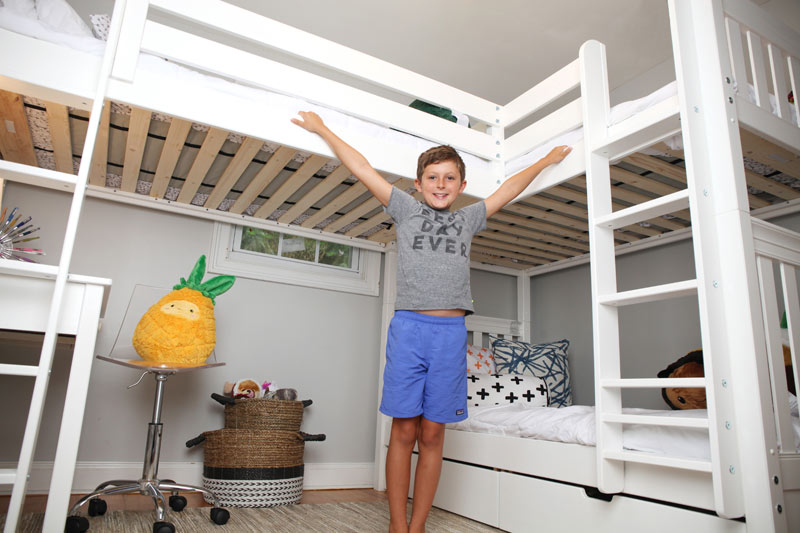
left=185, top=382, right=325, bottom=507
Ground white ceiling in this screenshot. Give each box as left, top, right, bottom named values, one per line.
left=71, top=0, right=799, bottom=106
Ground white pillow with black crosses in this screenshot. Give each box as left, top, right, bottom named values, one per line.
left=467, top=373, right=549, bottom=407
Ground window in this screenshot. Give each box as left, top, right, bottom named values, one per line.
left=209, top=223, right=381, bottom=296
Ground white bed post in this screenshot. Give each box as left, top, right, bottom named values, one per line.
left=373, top=248, right=397, bottom=491
left=669, top=0, right=785, bottom=529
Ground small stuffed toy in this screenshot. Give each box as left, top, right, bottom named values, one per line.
left=660, top=346, right=796, bottom=410
left=658, top=349, right=706, bottom=409
left=223, top=379, right=268, bottom=399
left=132, top=255, right=235, bottom=365
left=223, top=379, right=299, bottom=401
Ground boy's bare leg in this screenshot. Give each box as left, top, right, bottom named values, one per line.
left=408, top=417, right=445, bottom=533
left=386, top=416, right=422, bottom=533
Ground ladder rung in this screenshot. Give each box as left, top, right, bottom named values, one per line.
left=603, top=449, right=712, bottom=472
left=594, top=189, right=689, bottom=230
left=598, top=279, right=697, bottom=306
left=602, top=413, right=709, bottom=429
left=0, top=159, right=77, bottom=192
left=602, top=378, right=706, bottom=389
left=0, top=468, right=17, bottom=484
left=0, top=364, right=39, bottom=377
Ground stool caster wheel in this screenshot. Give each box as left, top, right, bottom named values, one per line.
left=210, top=507, right=230, bottom=525
left=153, top=521, right=175, bottom=533
left=168, top=495, right=187, bottom=512
left=88, top=498, right=107, bottom=516
left=64, top=515, right=89, bottom=533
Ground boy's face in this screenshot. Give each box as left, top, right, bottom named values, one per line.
left=414, top=160, right=466, bottom=210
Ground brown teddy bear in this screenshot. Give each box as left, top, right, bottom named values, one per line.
left=659, top=347, right=796, bottom=410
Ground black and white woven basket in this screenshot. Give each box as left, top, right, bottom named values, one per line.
left=186, top=428, right=325, bottom=507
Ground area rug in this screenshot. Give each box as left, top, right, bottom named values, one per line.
left=2, top=501, right=503, bottom=532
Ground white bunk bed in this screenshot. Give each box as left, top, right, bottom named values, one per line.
left=0, top=0, right=798, bottom=532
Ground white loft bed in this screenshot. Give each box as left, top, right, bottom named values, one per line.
left=0, top=0, right=798, bottom=532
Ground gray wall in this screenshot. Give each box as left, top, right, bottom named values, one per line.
left=0, top=183, right=383, bottom=465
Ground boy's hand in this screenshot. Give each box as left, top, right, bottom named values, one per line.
left=544, top=145, right=572, bottom=166
left=291, top=111, right=326, bottom=134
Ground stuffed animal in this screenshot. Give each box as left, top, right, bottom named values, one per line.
left=658, top=349, right=707, bottom=409
left=132, top=255, right=235, bottom=365
left=659, top=346, right=796, bottom=410
left=223, top=379, right=299, bottom=401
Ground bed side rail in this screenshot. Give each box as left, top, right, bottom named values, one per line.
left=753, top=218, right=800, bottom=453
left=722, top=0, right=800, bottom=152
left=466, top=315, right=523, bottom=348
left=108, top=0, right=501, bottom=166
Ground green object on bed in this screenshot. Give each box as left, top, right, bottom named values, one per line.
left=409, top=99, right=458, bottom=123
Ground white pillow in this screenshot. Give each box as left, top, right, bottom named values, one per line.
left=467, top=373, right=549, bottom=408
left=466, top=344, right=495, bottom=374
left=36, top=0, right=93, bottom=36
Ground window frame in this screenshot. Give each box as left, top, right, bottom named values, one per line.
left=209, top=222, right=382, bottom=296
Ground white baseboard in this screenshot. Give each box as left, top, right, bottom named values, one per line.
left=0, top=461, right=375, bottom=494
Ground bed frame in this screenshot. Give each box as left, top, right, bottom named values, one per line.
left=0, top=0, right=798, bottom=531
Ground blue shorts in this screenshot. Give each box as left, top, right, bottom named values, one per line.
left=380, top=311, right=468, bottom=423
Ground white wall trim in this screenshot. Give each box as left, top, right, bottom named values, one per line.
left=0, top=461, right=375, bottom=494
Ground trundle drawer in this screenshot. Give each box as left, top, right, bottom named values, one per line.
left=497, top=472, right=745, bottom=533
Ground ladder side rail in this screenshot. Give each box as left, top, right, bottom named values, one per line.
left=669, top=0, right=783, bottom=527
left=41, top=284, right=107, bottom=532
left=579, top=40, right=623, bottom=495
left=756, top=256, right=796, bottom=452
left=3, top=2, right=129, bottom=531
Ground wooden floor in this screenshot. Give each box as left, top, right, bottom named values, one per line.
left=0, top=488, right=387, bottom=514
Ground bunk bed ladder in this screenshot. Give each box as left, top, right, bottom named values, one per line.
left=2, top=2, right=127, bottom=532
left=579, top=38, right=708, bottom=499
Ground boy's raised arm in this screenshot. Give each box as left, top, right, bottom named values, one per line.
left=292, top=111, right=393, bottom=207
left=483, top=145, right=572, bottom=218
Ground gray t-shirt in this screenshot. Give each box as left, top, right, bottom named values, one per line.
left=385, top=187, right=487, bottom=314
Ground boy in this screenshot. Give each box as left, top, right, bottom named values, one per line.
left=292, top=110, right=570, bottom=533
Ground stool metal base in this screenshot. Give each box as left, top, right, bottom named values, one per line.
left=67, top=366, right=226, bottom=529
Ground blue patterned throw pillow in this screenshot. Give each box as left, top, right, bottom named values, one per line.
left=491, top=337, right=571, bottom=407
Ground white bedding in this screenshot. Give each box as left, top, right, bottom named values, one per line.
left=447, top=402, right=800, bottom=461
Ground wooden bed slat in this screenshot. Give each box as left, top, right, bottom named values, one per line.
left=325, top=196, right=383, bottom=233
left=0, top=90, right=36, bottom=166
left=472, top=236, right=569, bottom=261
left=88, top=102, right=110, bottom=187
left=490, top=211, right=589, bottom=243
left=204, top=136, right=264, bottom=209
left=253, top=154, right=326, bottom=218
left=121, top=107, right=152, bottom=193
left=344, top=211, right=392, bottom=238
left=301, top=182, right=368, bottom=229
left=176, top=127, right=228, bottom=204
left=471, top=250, right=539, bottom=268
left=739, top=129, right=800, bottom=178
left=44, top=102, right=73, bottom=173
left=150, top=117, right=192, bottom=198
left=278, top=164, right=352, bottom=224
left=478, top=226, right=586, bottom=256
left=229, top=145, right=295, bottom=215
left=367, top=228, right=395, bottom=243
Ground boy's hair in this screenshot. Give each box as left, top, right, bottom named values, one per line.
left=416, top=145, right=465, bottom=182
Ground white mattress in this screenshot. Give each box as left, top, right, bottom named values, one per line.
left=447, top=400, right=800, bottom=461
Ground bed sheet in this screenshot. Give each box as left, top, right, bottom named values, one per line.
left=447, top=399, right=800, bottom=461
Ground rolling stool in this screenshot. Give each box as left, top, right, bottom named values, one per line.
left=65, top=357, right=230, bottom=533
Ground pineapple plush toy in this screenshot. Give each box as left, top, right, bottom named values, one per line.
left=132, top=255, right=235, bottom=366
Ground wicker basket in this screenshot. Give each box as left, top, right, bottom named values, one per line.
left=187, top=428, right=325, bottom=507
left=225, top=398, right=305, bottom=432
